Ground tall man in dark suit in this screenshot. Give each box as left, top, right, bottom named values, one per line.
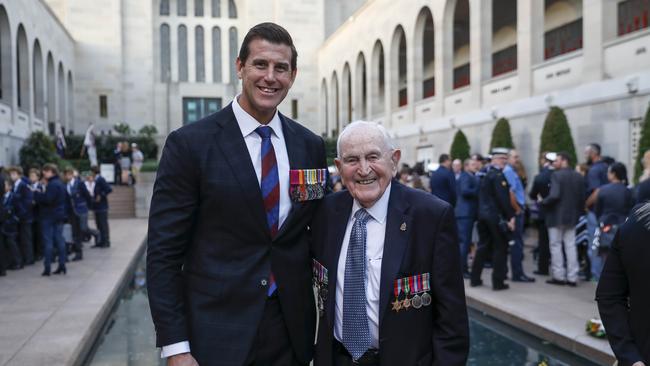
left=429, top=154, right=457, bottom=207
left=528, top=152, right=555, bottom=275
left=147, top=23, right=327, bottom=366
left=33, top=164, right=67, bottom=276
left=88, top=167, right=112, bottom=248
left=542, top=152, right=585, bottom=286
left=312, top=121, right=469, bottom=366
left=63, top=168, right=99, bottom=260
left=7, top=166, right=34, bottom=266
left=455, top=158, right=479, bottom=277
left=596, top=202, right=650, bottom=366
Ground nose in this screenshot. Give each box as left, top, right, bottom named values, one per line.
left=263, top=67, right=277, bottom=83
left=358, top=158, right=371, bottom=175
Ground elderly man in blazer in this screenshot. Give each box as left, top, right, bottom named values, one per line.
left=147, top=23, right=327, bottom=366
left=542, top=152, right=585, bottom=286
left=311, top=121, right=469, bottom=366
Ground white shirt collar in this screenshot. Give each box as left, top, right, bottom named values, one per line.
left=13, top=179, right=20, bottom=190
left=232, top=95, right=283, bottom=139
left=350, top=182, right=392, bottom=225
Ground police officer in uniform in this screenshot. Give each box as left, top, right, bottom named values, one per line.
left=470, top=148, right=515, bottom=291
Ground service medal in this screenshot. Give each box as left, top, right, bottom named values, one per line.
left=411, top=294, right=422, bottom=309
left=421, top=292, right=432, bottom=307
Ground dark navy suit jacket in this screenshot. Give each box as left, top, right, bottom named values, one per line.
left=1, top=191, right=19, bottom=236
left=12, top=177, right=33, bottom=223
left=65, top=178, right=92, bottom=216
left=430, top=166, right=457, bottom=207
left=91, top=176, right=112, bottom=212
left=312, top=182, right=469, bottom=366
left=455, top=171, right=479, bottom=219
left=34, top=175, right=66, bottom=222
left=147, top=104, right=327, bottom=366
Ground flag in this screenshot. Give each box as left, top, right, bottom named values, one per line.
left=55, top=123, right=66, bottom=158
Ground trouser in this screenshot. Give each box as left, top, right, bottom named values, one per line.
left=32, top=220, right=42, bottom=260
left=1, top=233, right=21, bottom=269
left=42, top=220, right=66, bottom=272
left=586, top=211, right=603, bottom=280
left=456, top=217, right=474, bottom=274
left=0, top=233, right=6, bottom=274
left=94, top=211, right=110, bottom=247
left=243, top=295, right=305, bottom=366
left=471, top=219, right=508, bottom=287
left=18, top=221, right=34, bottom=265
left=510, top=213, right=525, bottom=278
left=71, top=212, right=99, bottom=255
left=549, top=225, right=579, bottom=282
left=536, top=219, right=550, bottom=273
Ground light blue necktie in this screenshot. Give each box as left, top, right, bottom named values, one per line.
left=342, top=208, right=372, bottom=360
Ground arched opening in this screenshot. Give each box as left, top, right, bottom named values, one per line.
left=330, top=72, right=339, bottom=136
left=618, top=0, right=649, bottom=36
left=492, top=0, right=517, bottom=76
left=391, top=26, right=408, bottom=108
left=544, top=0, right=583, bottom=60
left=160, top=24, right=171, bottom=82
left=320, top=79, right=328, bottom=136
left=195, top=26, right=205, bottom=82
left=453, top=0, right=470, bottom=89
left=0, top=5, right=12, bottom=104
left=228, top=0, right=237, bottom=18
left=178, top=25, right=188, bottom=82
left=415, top=7, right=435, bottom=100
left=212, top=26, right=222, bottom=82
left=17, top=25, right=30, bottom=112
left=229, top=27, right=238, bottom=86
left=67, top=71, right=73, bottom=129
left=341, top=63, right=352, bottom=125
left=33, top=40, right=44, bottom=119
left=354, top=53, right=367, bottom=120
left=58, top=63, right=65, bottom=127
left=371, top=40, right=385, bottom=116
left=46, top=53, right=55, bottom=125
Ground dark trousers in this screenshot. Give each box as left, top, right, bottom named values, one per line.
left=1, top=233, right=21, bottom=270
left=18, top=221, right=34, bottom=265
left=94, top=211, right=110, bottom=247
left=71, top=212, right=99, bottom=255
left=32, top=220, right=42, bottom=260
left=42, top=220, right=66, bottom=272
left=536, top=220, right=550, bottom=273
left=510, top=213, right=525, bottom=278
left=0, top=233, right=6, bottom=274
left=456, top=217, right=474, bottom=274
left=471, top=219, right=508, bottom=287
left=245, top=296, right=305, bottom=366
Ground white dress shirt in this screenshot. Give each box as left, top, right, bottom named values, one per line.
left=161, top=97, right=292, bottom=359
left=334, top=183, right=391, bottom=349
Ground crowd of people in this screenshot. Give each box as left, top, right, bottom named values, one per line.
left=364, top=143, right=650, bottom=291
left=0, top=164, right=112, bottom=277
left=113, top=141, right=144, bottom=186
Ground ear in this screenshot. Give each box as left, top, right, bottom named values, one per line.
left=391, top=149, right=401, bottom=171
left=236, top=58, right=243, bottom=79
left=334, top=158, right=342, bottom=179
left=289, top=68, right=297, bottom=88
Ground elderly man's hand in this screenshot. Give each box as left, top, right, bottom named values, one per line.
left=168, top=353, right=199, bottom=366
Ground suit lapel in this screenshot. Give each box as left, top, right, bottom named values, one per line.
left=379, top=183, right=412, bottom=323
left=214, top=105, right=269, bottom=238
left=326, top=192, right=353, bottom=328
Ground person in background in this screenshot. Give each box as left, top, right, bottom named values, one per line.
left=503, top=149, right=535, bottom=283
left=113, top=142, right=123, bottom=185
left=452, top=158, right=462, bottom=180
left=594, top=162, right=634, bottom=239
left=131, top=143, right=144, bottom=184
left=7, top=166, right=34, bottom=266
left=430, top=154, right=457, bottom=207
left=89, top=166, right=112, bottom=248
left=542, top=152, right=585, bottom=287
left=528, top=152, right=555, bottom=276
left=412, top=162, right=430, bottom=193
left=636, top=150, right=650, bottom=204
left=455, top=158, right=479, bottom=278
left=398, top=166, right=412, bottom=187
left=584, top=143, right=610, bottom=281
left=596, top=201, right=650, bottom=366
left=332, top=180, right=344, bottom=193
left=1, top=179, right=22, bottom=271
left=28, top=169, right=43, bottom=261
left=63, top=168, right=99, bottom=261
left=120, top=142, right=132, bottom=185
left=33, top=164, right=67, bottom=276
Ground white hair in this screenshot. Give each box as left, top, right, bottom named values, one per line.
left=336, top=121, right=396, bottom=158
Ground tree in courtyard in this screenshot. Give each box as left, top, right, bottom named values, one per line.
left=490, top=118, right=515, bottom=150
left=634, top=103, right=650, bottom=183
left=19, top=131, right=64, bottom=171
left=540, top=106, right=577, bottom=167
left=450, top=129, right=471, bottom=161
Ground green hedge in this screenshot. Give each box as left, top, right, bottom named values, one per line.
left=540, top=106, right=577, bottom=167
left=450, top=129, right=471, bottom=161
left=62, top=135, right=158, bottom=164
left=490, top=118, right=515, bottom=150
left=634, top=105, right=650, bottom=183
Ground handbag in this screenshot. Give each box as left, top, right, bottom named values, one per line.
left=592, top=222, right=618, bottom=253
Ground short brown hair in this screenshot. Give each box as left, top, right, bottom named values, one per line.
left=6, top=166, right=23, bottom=175
left=28, top=168, right=41, bottom=178
left=42, top=163, right=59, bottom=175
left=239, top=22, right=297, bottom=70
left=63, top=167, right=75, bottom=175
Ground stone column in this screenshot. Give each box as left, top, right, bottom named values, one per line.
left=469, top=0, right=491, bottom=107
left=516, top=0, right=543, bottom=97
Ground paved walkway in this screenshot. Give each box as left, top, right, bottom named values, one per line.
left=0, top=219, right=148, bottom=366
left=465, top=241, right=616, bottom=366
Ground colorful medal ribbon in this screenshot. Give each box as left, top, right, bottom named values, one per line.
left=290, top=169, right=327, bottom=202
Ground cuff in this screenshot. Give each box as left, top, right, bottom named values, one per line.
left=161, top=341, right=191, bottom=359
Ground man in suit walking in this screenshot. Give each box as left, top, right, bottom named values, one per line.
left=311, top=121, right=469, bottom=366
left=541, top=152, right=585, bottom=286
left=88, top=167, right=112, bottom=248
left=147, top=23, right=327, bottom=366
left=63, top=168, right=99, bottom=260
left=455, top=158, right=479, bottom=278
left=429, top=154, right=457, bottom=207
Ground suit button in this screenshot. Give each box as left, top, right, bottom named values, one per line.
left=261, top=279, right=268, bottom=287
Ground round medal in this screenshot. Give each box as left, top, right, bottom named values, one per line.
left=421, top=292, right=432, bottom=306
left=411, top=294, right=422, bottom=309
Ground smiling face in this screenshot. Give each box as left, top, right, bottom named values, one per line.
left=236, top=38, right=296, bottom=123
left=335, top=127, right=400, bottom=208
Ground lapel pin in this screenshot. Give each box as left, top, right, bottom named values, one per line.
left=400, top=222, right=407, bottom=231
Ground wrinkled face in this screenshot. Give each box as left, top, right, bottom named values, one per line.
left=236, top=39, right=296, bottom=123
left=335, top=130, right=400, bottom=208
